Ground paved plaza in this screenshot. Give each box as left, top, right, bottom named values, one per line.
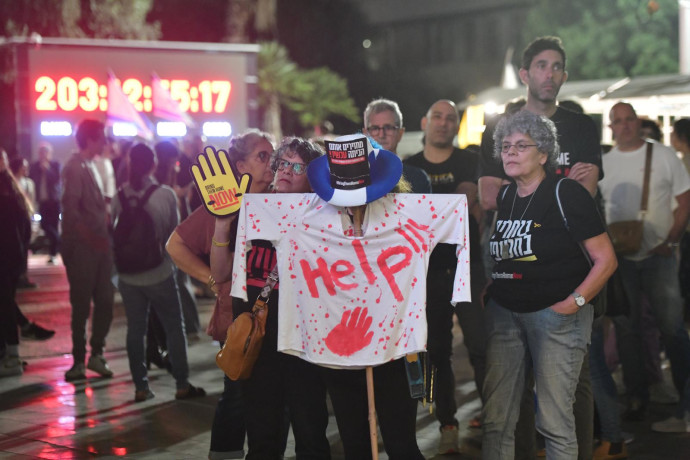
left=0, top=256, right=688, bottom=459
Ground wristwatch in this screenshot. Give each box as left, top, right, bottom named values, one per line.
left=571, top=292, right=586, bottom=308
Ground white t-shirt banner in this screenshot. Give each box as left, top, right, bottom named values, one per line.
left=231, top=193, right=471, bottom=368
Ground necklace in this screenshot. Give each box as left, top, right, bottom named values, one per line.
left=500, top=181, right=541, bottom=259
left=509, top=181, right=541, bottom=221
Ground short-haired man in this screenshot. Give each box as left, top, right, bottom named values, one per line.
left=61, top=119, right=115, bottom=381
left=405, top=99, right=486, bottom=454
left=600, top=102, right=690, bottom=433
left=479, top=36, right=601, bottom=209
left=363, top=98, right=431, bottom=193
left=478, top=36, right=601, bottom=459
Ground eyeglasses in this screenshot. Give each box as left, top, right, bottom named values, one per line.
left=275, top=159, right=307, bottom=175
left=366, top=125, right=400, bottom=136
left=501, top=143, right=538, bottom=153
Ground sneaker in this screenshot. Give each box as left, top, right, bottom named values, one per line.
left=651, top=414, right=690, bottom=433
left=0, top=356, right=23, bottom=377
left=438, top=425, right=459, bottom=455
left=65, top=363, right=86, bottom=381
left=593, top=441, right=628, bottom=460
left=134, top=389, right=155, bottom=402
left=649, top=382, right=679, bottom=405
left=87, top=355, right=113, bottom=378
left=20, top=322, right=56, bottom=341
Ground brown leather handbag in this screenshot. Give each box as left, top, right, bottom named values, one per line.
left=216, top=267, right=278, bottom=380
left=607, top=142, right=652, bottom=256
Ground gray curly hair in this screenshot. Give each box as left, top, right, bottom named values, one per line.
left=227, top=129, right=275, bottom=167
left=492, top=110, right=559, bottom=172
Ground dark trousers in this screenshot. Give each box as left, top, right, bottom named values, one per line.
left=176, top=269, right=199, bottom=335
left=241, top=349, right=330, bottom=460
left=39, top=200, right=60, bottom=256
left=210, top=366, right=246, bottom=455
left=324, top=359, right=423, bottom=460
left=454, top=262, right=488, bottom=403
left=0, top=273, right=20, bottom=348
left=62, top=242, right=114, bottom=363
left=426, top=271, right=458, bottom=427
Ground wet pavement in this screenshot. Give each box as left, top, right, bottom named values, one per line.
left=2, top=255, right=689, bottom=459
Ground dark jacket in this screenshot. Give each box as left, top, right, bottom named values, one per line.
left=0, top=172, right=31, bottom=277
left=29, top=160, right=61, bottom=202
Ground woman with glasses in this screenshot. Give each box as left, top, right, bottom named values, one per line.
left=481, top=110, right=617, bottom=460
left=271, top=137, right=312, bottom=193
left=180, top=134, right=329, bottom=459
left=168, top=130, right=276, bottom=459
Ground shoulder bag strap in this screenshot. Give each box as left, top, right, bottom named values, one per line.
left=640, top=141, right=653, bottom=213
left=555, top=178, right=593, bottom=268
left=252, top=266, right=279, bottom=312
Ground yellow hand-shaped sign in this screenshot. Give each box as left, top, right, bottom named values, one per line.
left=191, top=146, right=252, bottom=217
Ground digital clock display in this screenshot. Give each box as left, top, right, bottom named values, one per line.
left=34, top=75, right=232, bottom=114
left=24, top=42, right=254, bottom=122
left=12, top=39, right=258, bottom=164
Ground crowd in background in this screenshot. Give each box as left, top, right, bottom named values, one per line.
left=3, top=34, right=690, bottom=460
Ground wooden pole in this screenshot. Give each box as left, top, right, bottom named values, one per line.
left=366, top=366, right=378, bottom=460
left=351, top=205, right=378, bottom=460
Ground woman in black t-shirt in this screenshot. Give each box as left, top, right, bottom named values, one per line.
left=481, top=110, right=617, bottom=459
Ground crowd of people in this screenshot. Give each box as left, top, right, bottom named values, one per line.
left=2, top=34, right=690, bottom=460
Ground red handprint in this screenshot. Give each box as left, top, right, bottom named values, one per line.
left=325, top=307, right=374, bottom=356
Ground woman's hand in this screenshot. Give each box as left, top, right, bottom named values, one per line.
left=549, top=297, right=580, bottom=315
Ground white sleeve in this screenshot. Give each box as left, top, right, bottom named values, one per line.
left=230, top=197, right=252, bottom=301
left=403, top=194, right=472, bottom=305
left=443, top=195, right=472, bottom=305
left=229, top=194, right=289, bottom=301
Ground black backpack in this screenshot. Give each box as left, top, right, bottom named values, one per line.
left=113, top=184, right=164, bottom=274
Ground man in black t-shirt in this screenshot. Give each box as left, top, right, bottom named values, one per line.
left=404, top=99, right=486, bottom=455
left=478, top=41, right=601, bottom=211
left=478, top=36, right=602, bottom=460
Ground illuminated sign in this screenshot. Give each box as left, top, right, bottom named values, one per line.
left=34, top=76, right=232, bottom=114
left=7, top=38, right=258, bottom=163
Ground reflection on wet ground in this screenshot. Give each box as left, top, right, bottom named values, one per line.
left=2, top=255, right=688, bottom=459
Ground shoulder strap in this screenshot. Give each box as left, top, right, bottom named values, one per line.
left=555, top=178, right=593, bottom=268
left=139, top=184, right=159, bottom=207
left=119, top=184, right=159, bottom=211
left=500, top=183, right=512, bottom=203
left=640, top=141, right=653, bottom=212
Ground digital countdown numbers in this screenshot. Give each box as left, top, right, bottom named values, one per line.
left=34, top=76, right=232, bottom=114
